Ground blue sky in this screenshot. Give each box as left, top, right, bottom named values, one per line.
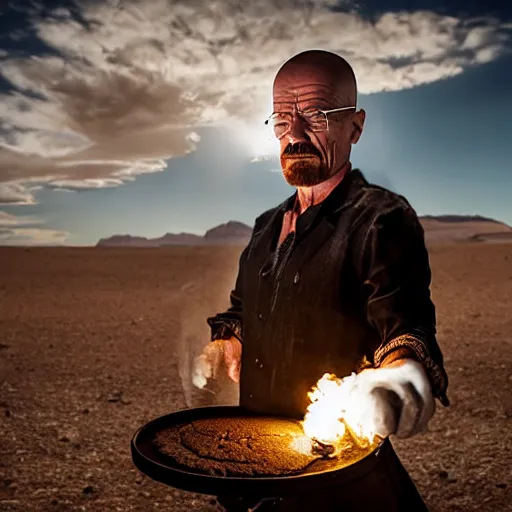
left=0, top=0, right=511, bottom=245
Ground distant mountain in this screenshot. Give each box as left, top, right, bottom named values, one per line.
left=95, top=235, right=156, bottom=247
left=204, top=221, right=253, bottom=241
left=96, top=221, right=253, bottom=247
left=421, top=214, right=505, bottom=224
left=96, top=216, right=512, bottom=247
left=420, top=215, right=512, bottom=244
left=156, top=232, right=204, bottom=245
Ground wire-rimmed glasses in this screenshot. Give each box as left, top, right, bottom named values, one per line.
left=265, top=106, right=356, bottom=139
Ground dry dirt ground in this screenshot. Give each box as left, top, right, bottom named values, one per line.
left=0, top=244, right=511, bottom=512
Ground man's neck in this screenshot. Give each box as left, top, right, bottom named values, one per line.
left=296, top=161, right=351, bottom=214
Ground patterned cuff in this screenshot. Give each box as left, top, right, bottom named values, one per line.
left=206, top=316, right=243, bottom=343
left=374, top=334, right=449, bottom=406
left=380, top=347, right=419, bottom=366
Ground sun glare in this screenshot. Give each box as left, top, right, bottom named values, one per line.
left=228, top=93, right=279, bottom=161
left=232, top=120, right=280, bottom=161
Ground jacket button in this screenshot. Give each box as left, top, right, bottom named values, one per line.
left=293, top=271, right=300, bottom=284
left=260, top=264, right=272, bottom=278
left=258, top=313, right=264, bottom=321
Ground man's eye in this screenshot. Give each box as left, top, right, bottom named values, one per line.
left=303, top=111, right=324, bottom=122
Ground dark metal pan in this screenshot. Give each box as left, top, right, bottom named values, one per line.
left=131, top=405, right=385, bottom=497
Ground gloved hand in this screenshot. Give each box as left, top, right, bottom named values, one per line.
left=346, top=359, right=435, bottom=439
left=192, top=337, right=242, bottom=389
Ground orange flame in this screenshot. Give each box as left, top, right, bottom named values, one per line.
left=292, top=373, right=379, bottom=455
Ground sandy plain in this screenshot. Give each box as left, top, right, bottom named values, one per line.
left=0, top=243, right=511, bottom=512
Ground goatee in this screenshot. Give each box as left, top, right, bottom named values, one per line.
left=280, top=142, right=330, bottom=187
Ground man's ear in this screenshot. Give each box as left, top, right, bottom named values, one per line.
left=351, top=109, right=366, bottom=144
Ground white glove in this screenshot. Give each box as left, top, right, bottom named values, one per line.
left=192, top=338, right=242, bottom=389
left=347, top=359, right=435, bottom=439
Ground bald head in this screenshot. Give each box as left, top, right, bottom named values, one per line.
left=274, top=50, right=358, bottom=107
left=271, top=50, right=365, bottom=188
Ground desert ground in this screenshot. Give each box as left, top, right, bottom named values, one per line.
left=1, top=243, right=511, bottom=512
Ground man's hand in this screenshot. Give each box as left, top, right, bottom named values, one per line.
left=192, top=337, right=242, bottom=389
left=348, top=359, right=435, bottom=439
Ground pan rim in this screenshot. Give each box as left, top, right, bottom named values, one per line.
left=131, top=405, right=385, bottom=497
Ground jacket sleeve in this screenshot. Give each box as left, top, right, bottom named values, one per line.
left=360, top=202, right=449, bottom=406
left=206, top=238, right=252, bottom=343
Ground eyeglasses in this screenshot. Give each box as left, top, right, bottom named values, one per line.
left=265, top=106, right=356, bottom=139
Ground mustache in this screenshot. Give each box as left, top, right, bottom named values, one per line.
left=283, top=142, right=322, bottom=158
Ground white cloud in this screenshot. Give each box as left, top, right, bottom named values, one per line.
left=0, top=227, right=69, bottom=246
left=48, top=178, right=125, bottom=189
left=0, top=210, right=68, bottom=245
left=0, top=0, right=510, bottom=245
left=186, top=132, right=201, bottom=144
left=0, top=182, right=37, bottom=205
left=0, top=210, right=44, bottom=226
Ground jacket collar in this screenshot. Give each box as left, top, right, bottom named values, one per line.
left=276, top=167, right=368, bottom=217
left=261, top=168, right=367, bottom=251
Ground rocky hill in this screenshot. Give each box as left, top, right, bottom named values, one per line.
left=96, top=216, right=512, bottom=247
left=420, top=215, right=512, bottom=244
left=96, top=221, right=253, bottom=247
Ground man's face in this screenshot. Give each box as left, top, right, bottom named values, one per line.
left=271, top=65, right=365, bottom=187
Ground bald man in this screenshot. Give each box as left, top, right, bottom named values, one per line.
left=193, top=50, right=449, bottom=511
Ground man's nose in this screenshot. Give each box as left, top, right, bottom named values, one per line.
left=286, top=114, right=310, bottom=144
